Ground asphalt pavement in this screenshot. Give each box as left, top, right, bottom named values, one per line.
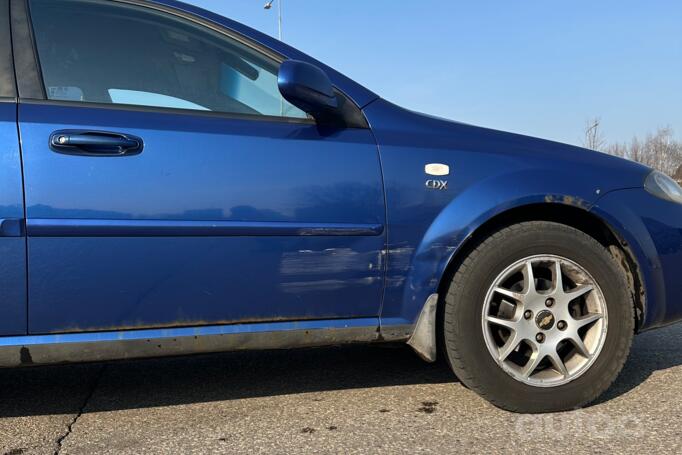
left=0, top=323, right=680, bottom=454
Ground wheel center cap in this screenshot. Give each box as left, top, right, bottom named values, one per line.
left=535, top=310, right=555, bottom=330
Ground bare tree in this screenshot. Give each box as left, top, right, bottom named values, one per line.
left=601, top=127, right=682, bottom=180
left=583, top=118, right=607, bottom=151
left=674, top=164, right=682, bottom=184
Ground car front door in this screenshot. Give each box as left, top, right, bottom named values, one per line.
left=17, top=0, right=385, bottom=334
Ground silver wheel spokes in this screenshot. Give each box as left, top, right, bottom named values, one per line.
left=482, top=256, right=608, bottom=387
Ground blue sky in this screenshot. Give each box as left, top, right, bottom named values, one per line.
left=189, top=0, right=680, bottom=146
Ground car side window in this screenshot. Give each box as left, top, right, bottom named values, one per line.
left=28, top=0, right=308, bottom=120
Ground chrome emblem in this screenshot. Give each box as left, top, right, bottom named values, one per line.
left=535, top=310, right=556, bottom=331
left=425, top=179, right=448, bottom=190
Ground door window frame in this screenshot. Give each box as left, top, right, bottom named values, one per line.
left=12, top=0, right=369, bottom=128
left=0, top=0, right=17, bottom=100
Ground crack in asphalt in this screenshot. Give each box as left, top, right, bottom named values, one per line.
left=53, top=366, right=106, bottom=455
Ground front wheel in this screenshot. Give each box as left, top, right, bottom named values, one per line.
left=443, top=221, right=634, bottom=413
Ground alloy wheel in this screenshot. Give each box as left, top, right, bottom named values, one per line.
left=481, top=255, right=608, bottom=387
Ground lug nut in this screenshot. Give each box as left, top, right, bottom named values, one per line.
left=536, top=333, right=545, bottom=343
left=557, top=320, right=567, bottom=331
left=545, top=298, right=555, bottom=308
left=524, top=310, right=533, bottom=320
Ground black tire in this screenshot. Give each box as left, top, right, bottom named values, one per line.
left=443, top=221, right=635, bottom=413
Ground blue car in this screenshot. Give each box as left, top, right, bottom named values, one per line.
left=0, top=0, right=680, bottom=413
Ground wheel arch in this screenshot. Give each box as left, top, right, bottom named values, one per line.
left=434, top=202, right=646, bottom=340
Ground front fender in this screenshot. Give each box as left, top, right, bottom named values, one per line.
left=381, top=170, right=600, bottom=327
left=363, top=98, right=651, bottom=330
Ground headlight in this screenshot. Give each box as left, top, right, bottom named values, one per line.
left=644, top=171, right=682, bottom=204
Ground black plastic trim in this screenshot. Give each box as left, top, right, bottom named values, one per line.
left=0, top=0, right=16, bottom=98
left=21, top=98, right=320, bottom=126
left=10, top=0, right=44, bottom=99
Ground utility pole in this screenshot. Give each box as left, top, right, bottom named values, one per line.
left=264, top=0, right=282, bottom=41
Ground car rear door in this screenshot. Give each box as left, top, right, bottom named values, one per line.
left=0, top=0, right=27, bottom=336
left=15, top=0, right=386, bottom=334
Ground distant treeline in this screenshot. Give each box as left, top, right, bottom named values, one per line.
left=583, top=119, right=682, bottom=182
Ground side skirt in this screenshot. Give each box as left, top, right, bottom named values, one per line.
left=0, top=318, right=409, bottom=368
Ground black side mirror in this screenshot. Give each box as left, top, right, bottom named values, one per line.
left=278, top=60, right=339, bottom=121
